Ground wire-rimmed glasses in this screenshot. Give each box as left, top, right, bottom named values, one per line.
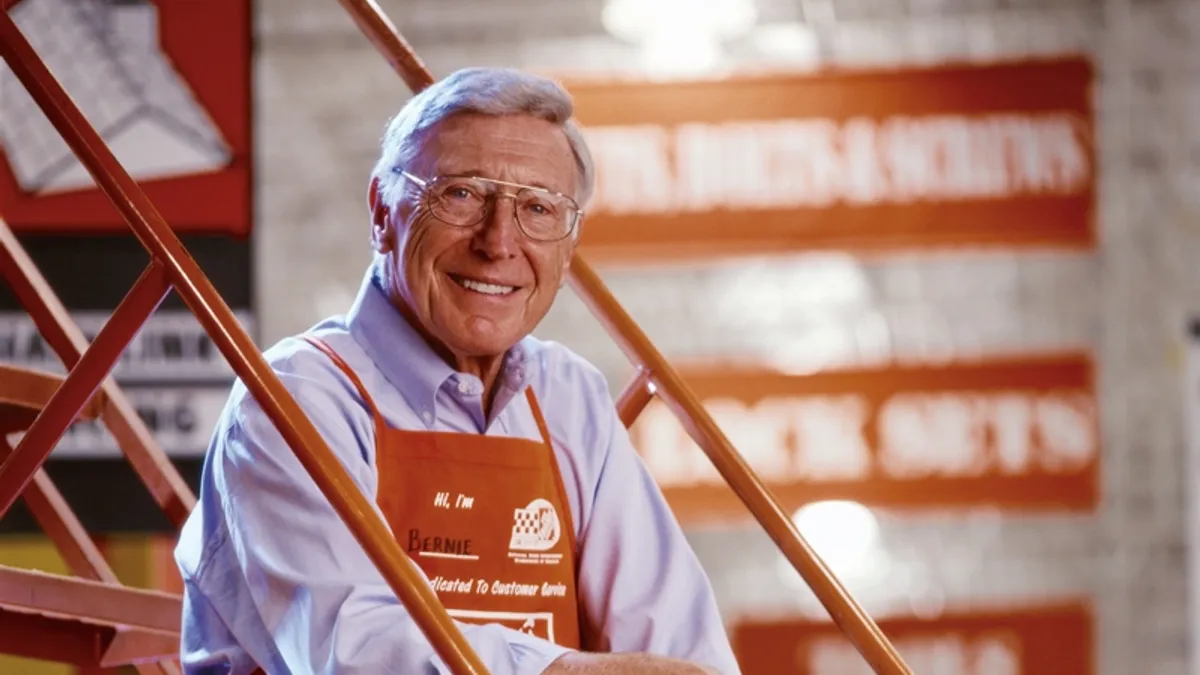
left=399, top=170, right=583, bottom=243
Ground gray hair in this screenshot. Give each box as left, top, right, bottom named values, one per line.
left=371, top=67, right=595, bottom=209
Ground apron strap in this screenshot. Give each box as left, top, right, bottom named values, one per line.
left=524, top=385, right=591, bottom=647
left=523, top=387, right=555, bottom=448
left=301, top=335, right=387, bottom=430
left=523, top=387, right=580, bottom=553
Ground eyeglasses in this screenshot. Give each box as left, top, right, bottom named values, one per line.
left=398, top=171, right=583, bottom=243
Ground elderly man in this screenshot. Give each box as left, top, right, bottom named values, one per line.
left=175, top=67, right=739, bottom=675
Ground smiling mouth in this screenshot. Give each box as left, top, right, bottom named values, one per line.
left=449, top=273, right=518, bottom=296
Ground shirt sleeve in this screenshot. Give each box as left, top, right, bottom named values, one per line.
left=572, top=372, right=742, bottom=675
left=202, top=348, right=573, bottom=675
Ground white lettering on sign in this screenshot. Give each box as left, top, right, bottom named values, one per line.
left=638, top=395, right=872, bottom=486
left=7, top=386, right=230, bottom=459
left=807, top=634, right=1021, bottom=675
left=489, top=580, right=541, bottom=597
left=634, top=389, right=1097, bottom=487
left=429, top=576, right=474, bottom=594
left=877, top=392, right=1096, bottom=478
left=438, top=578, right=569, bottom=598
left=0, top=310, right=254, bottom=383
left=584, top=114, right=1090, bottom=215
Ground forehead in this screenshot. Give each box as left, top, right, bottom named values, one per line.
left=419, top=114, right=577, bottom=194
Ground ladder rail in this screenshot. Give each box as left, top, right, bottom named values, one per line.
left=0, top=262, right=171, bottom=518
left=0, top=220, right=197, bottom=526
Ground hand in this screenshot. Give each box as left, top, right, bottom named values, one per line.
left=544, top=652, right=722, bottom=675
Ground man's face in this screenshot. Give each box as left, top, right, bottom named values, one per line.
left=372, top=113, right=579, bottom=361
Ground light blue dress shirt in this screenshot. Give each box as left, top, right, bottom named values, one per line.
left=175, top=266, right=740, bottom=675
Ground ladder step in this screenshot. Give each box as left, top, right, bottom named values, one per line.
left=0, top=564, right=181, bottom=634
left=0, top=362, right=108, bottom=433
left=0, top=564, right=181, bottom=665
left=0, top=603, right=179, bottom=667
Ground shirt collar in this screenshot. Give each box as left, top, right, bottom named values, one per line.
left=344, top=264, right=537, bottom=424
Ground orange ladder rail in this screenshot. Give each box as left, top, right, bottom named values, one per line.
left=0, top=221, right=197, bottom=528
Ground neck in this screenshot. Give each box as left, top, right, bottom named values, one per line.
left=390, top=298, right=507, bottom=415
left=457, top=354, right=506, bottom=416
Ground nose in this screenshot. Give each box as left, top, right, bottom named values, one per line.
left=470, top=193, right=521, bottom=260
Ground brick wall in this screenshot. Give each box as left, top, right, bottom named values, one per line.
left=254, top=1, right=1200, bottom=672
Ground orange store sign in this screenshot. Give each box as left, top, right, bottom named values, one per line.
left=629, top=353, right=1099, bottom=521
left=731, top=603, right=1094, bottom=675
left=563, top=57, right=1095, bottom=261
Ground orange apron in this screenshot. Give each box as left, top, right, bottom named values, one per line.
left=301, top=335, right=583, bottom=648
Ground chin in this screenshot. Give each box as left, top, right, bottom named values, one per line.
left=450, top=332, right=523, bottom=359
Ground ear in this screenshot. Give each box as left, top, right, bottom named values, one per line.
left=369, top=176, right=393, bottom=254
left=558, top=233, right=579, bottom=288
left=559, top=250, right=573, bottom=281
left=561, top=215, right=583, bottom=277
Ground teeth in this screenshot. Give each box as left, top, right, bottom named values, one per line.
left=456, top=276, right=515, bottom=295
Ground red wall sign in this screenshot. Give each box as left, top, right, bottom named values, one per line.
left=629, top=353, right=1099, bottom=524
left=731, top=603, right=1094, bottom=675
left=0, top=0, right=252, bottom=235
left=561, top=57, right=1095, bottom=262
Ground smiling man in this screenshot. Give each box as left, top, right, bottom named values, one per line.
left=174, top=68, right=740, bottom=675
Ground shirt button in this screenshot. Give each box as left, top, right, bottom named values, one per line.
left=458, top=380, right=472, bottom=395
left=422, top=411, right=433, bottom=424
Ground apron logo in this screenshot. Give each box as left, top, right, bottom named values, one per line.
left=510, top=498, right=560, bottom=551
left=508, top=498, right=564, bottom=565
